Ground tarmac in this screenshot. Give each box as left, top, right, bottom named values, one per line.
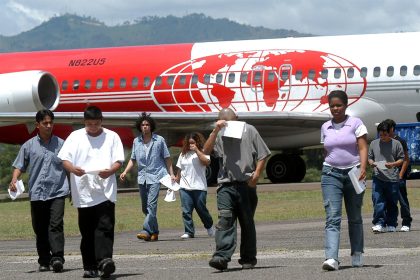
left=1, top=182, right=420, bottom=279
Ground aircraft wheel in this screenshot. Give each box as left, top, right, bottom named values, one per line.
left=266, top=154, right=306, bottom=183
left=206, top=156, right=219, bottom=186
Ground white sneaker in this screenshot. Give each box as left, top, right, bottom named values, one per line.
left=386, top=226, right=396, bottom=232
left=180, top=233, right=191, bottom=239
left=322, top=258, right=339, bottom=271
left=351, top=252, right=364, bottom=267
left=207, top=226, right=215, bottom=237
left=400, top=226, right=410, bottom=232
left=372, top=224, right=385, bottom=233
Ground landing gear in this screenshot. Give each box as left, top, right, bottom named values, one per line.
left=266, top=154, right=306, bottom=183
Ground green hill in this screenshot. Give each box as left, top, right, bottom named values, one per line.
left=0, top=13, right=312, bottom=52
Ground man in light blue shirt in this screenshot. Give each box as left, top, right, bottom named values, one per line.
left=10, top=110, right=69, bottom=273
left=120, top=112, right=175, bottom=241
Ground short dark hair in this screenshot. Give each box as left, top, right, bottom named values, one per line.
left=135, top=112, right=156, bottom=132
left=328, top=90, right=348, bottom=106
left=84, top=106, right=103, bottom=120
left=384, top=118, right=396, bottom=130
left=377, top=120, right=392, bottom=133
left=35, top=109, right=54, bottom=123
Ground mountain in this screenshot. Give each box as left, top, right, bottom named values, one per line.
left=0, top=13, right=313, bottom=52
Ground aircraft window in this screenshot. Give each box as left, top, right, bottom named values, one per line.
left=191, top=74, right=198, bottom=84
left=267, top=71, right=275, bottom=82
left=143, top=77, right=150, bottom=87
left=400, top=65, right=408, bottom=76
left=321, top=69, right=328, bottom=79
left=203, top=74, right=210, bottom=84
left=360, top=67, right=367, bottom=78
left=387, top=66, right=394, bottom=77
left=240, top=72, right=248, bottom=82
left=73, top=80, right=80, bottom=90
left=308, top=69, right=316, bottom=80
left=108, top=78, right=114, bottom=89
left=96, top=79, right=103, bottom=89
left=216, top=73, right=223, bottom=84
left=131, top=77, right=138, bottom=88
left=84, top=80, right=91, bottom=90
left=281, top=70, right=289, bottom=81
left=179, top=75, right=186, bottom=85
left=120, top=78, right=126, bottom=88
left=228, top=72, right=235, bottom=83
left=373, top=67, right=381, bottom=78
left=334, top=68, right=341, bottom=79
left=61, top=80, right=68, bottom=90
left=414, top=65, right=420, bottom=76
left=347, top=68, right=354, bottom=78
left=295, top=70, right=302, bottom=81
left=167, top=76, right=174, bottom=86
left=254, top=71, right=262, bottom=83
left=155, top=76, right=162, bottom=86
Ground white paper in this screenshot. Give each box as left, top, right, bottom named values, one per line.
left=84, top=169, right=102, bottom=175
left=159, top=174, right=180, bottom=191
left=375, top=161, right=387, bottom=170
left=221, top=121, right=245, bottom=139
left=8, top=180, right=25, bottom=200
left=348, top=166, right=366, bottom=194
left=164, top=189, right=176, bottom=202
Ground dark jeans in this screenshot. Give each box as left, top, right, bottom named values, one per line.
left=78, top=200, right=115, bottom=270
left=31, top=197, right=65, bottom=266
left=179, top=189, right=213, bottom=236
left=371, top=177, right=399, bottom=227
left=213, top=182, right=258, bottom=265
left=398, top=179, right=412, bottom=227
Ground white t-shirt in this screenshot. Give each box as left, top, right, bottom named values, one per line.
left=58, top=127, right=125, bottom=208
left=176, top=151, right=209, bottom=191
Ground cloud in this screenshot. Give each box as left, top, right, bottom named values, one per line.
left=0, top=0, right=419, bottom=36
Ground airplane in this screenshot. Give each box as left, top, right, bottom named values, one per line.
left=0, top=31, right=420, bottom=184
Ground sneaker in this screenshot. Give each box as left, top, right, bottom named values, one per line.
left=137, top=232, right=151, bottom=241
left=51, top=259, right=63, bottom=273
left=209, top=257, right=228, bottom=271
left=207, top=226, right=215, bottom=237
left=150, top=233, right=159, bottom=241
left=386, top=226, right=396, bottom=232
left=99, top=258, right=115, bottom=279
left=351, top=252, right=364, bottom=267
left=400, top=225, right=410, bottom=232
left=38, top=264, right=50, bottom=272
left=322, top=258, right=339, bottom=271
left=241, top=263, right=255, bottom=269
left=82, top=270, right=98, bottom=278
left=181, top=233, right=193, bottom=239
left=372, top=224, right=385, bottom=233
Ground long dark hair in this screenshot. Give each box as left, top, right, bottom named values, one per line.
left=181, top=132, right=206, bottom=155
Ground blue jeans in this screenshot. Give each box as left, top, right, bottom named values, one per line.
left=371, top=177, right=399, bottom=227
left=179, top=189, right=213, bottom=236
left=321, top=165, right=364, bottom=261
left=398, top=179, right=412, bottom=227
left=139, top=183, right=160, bottom=234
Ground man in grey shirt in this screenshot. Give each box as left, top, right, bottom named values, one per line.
left=9, top=110, right=69, bottom=273
left=369, top=120, right=404, bottom=233
left=204, top=108, right=270, bottom=271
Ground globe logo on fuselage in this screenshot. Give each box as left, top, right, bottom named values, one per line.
left=151, top=50, right=366, bottom=113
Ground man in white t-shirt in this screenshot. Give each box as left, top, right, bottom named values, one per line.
left=58, top=106, right=124, bottom=279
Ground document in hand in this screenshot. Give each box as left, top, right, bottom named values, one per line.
left=8, top=180, right=25, bottom=200
left=159, top=174, right=180, bottom=191
left=221, top=121, right=246, bottom=139
left=348, top=166, right=366, bottom=194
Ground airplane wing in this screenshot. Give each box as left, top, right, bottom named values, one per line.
left=0, top=110, right=331, bottom=140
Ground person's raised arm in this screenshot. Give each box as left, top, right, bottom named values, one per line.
left=203, top=120, right=226, bottom=155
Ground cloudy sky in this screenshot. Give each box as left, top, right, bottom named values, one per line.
left=1, top=0, right=420, bottom=36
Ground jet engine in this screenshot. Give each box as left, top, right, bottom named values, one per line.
left=0, top=70, right=59, bottom=112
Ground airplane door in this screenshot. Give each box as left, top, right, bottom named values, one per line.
left=279, top=64, right=292, bottom=107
